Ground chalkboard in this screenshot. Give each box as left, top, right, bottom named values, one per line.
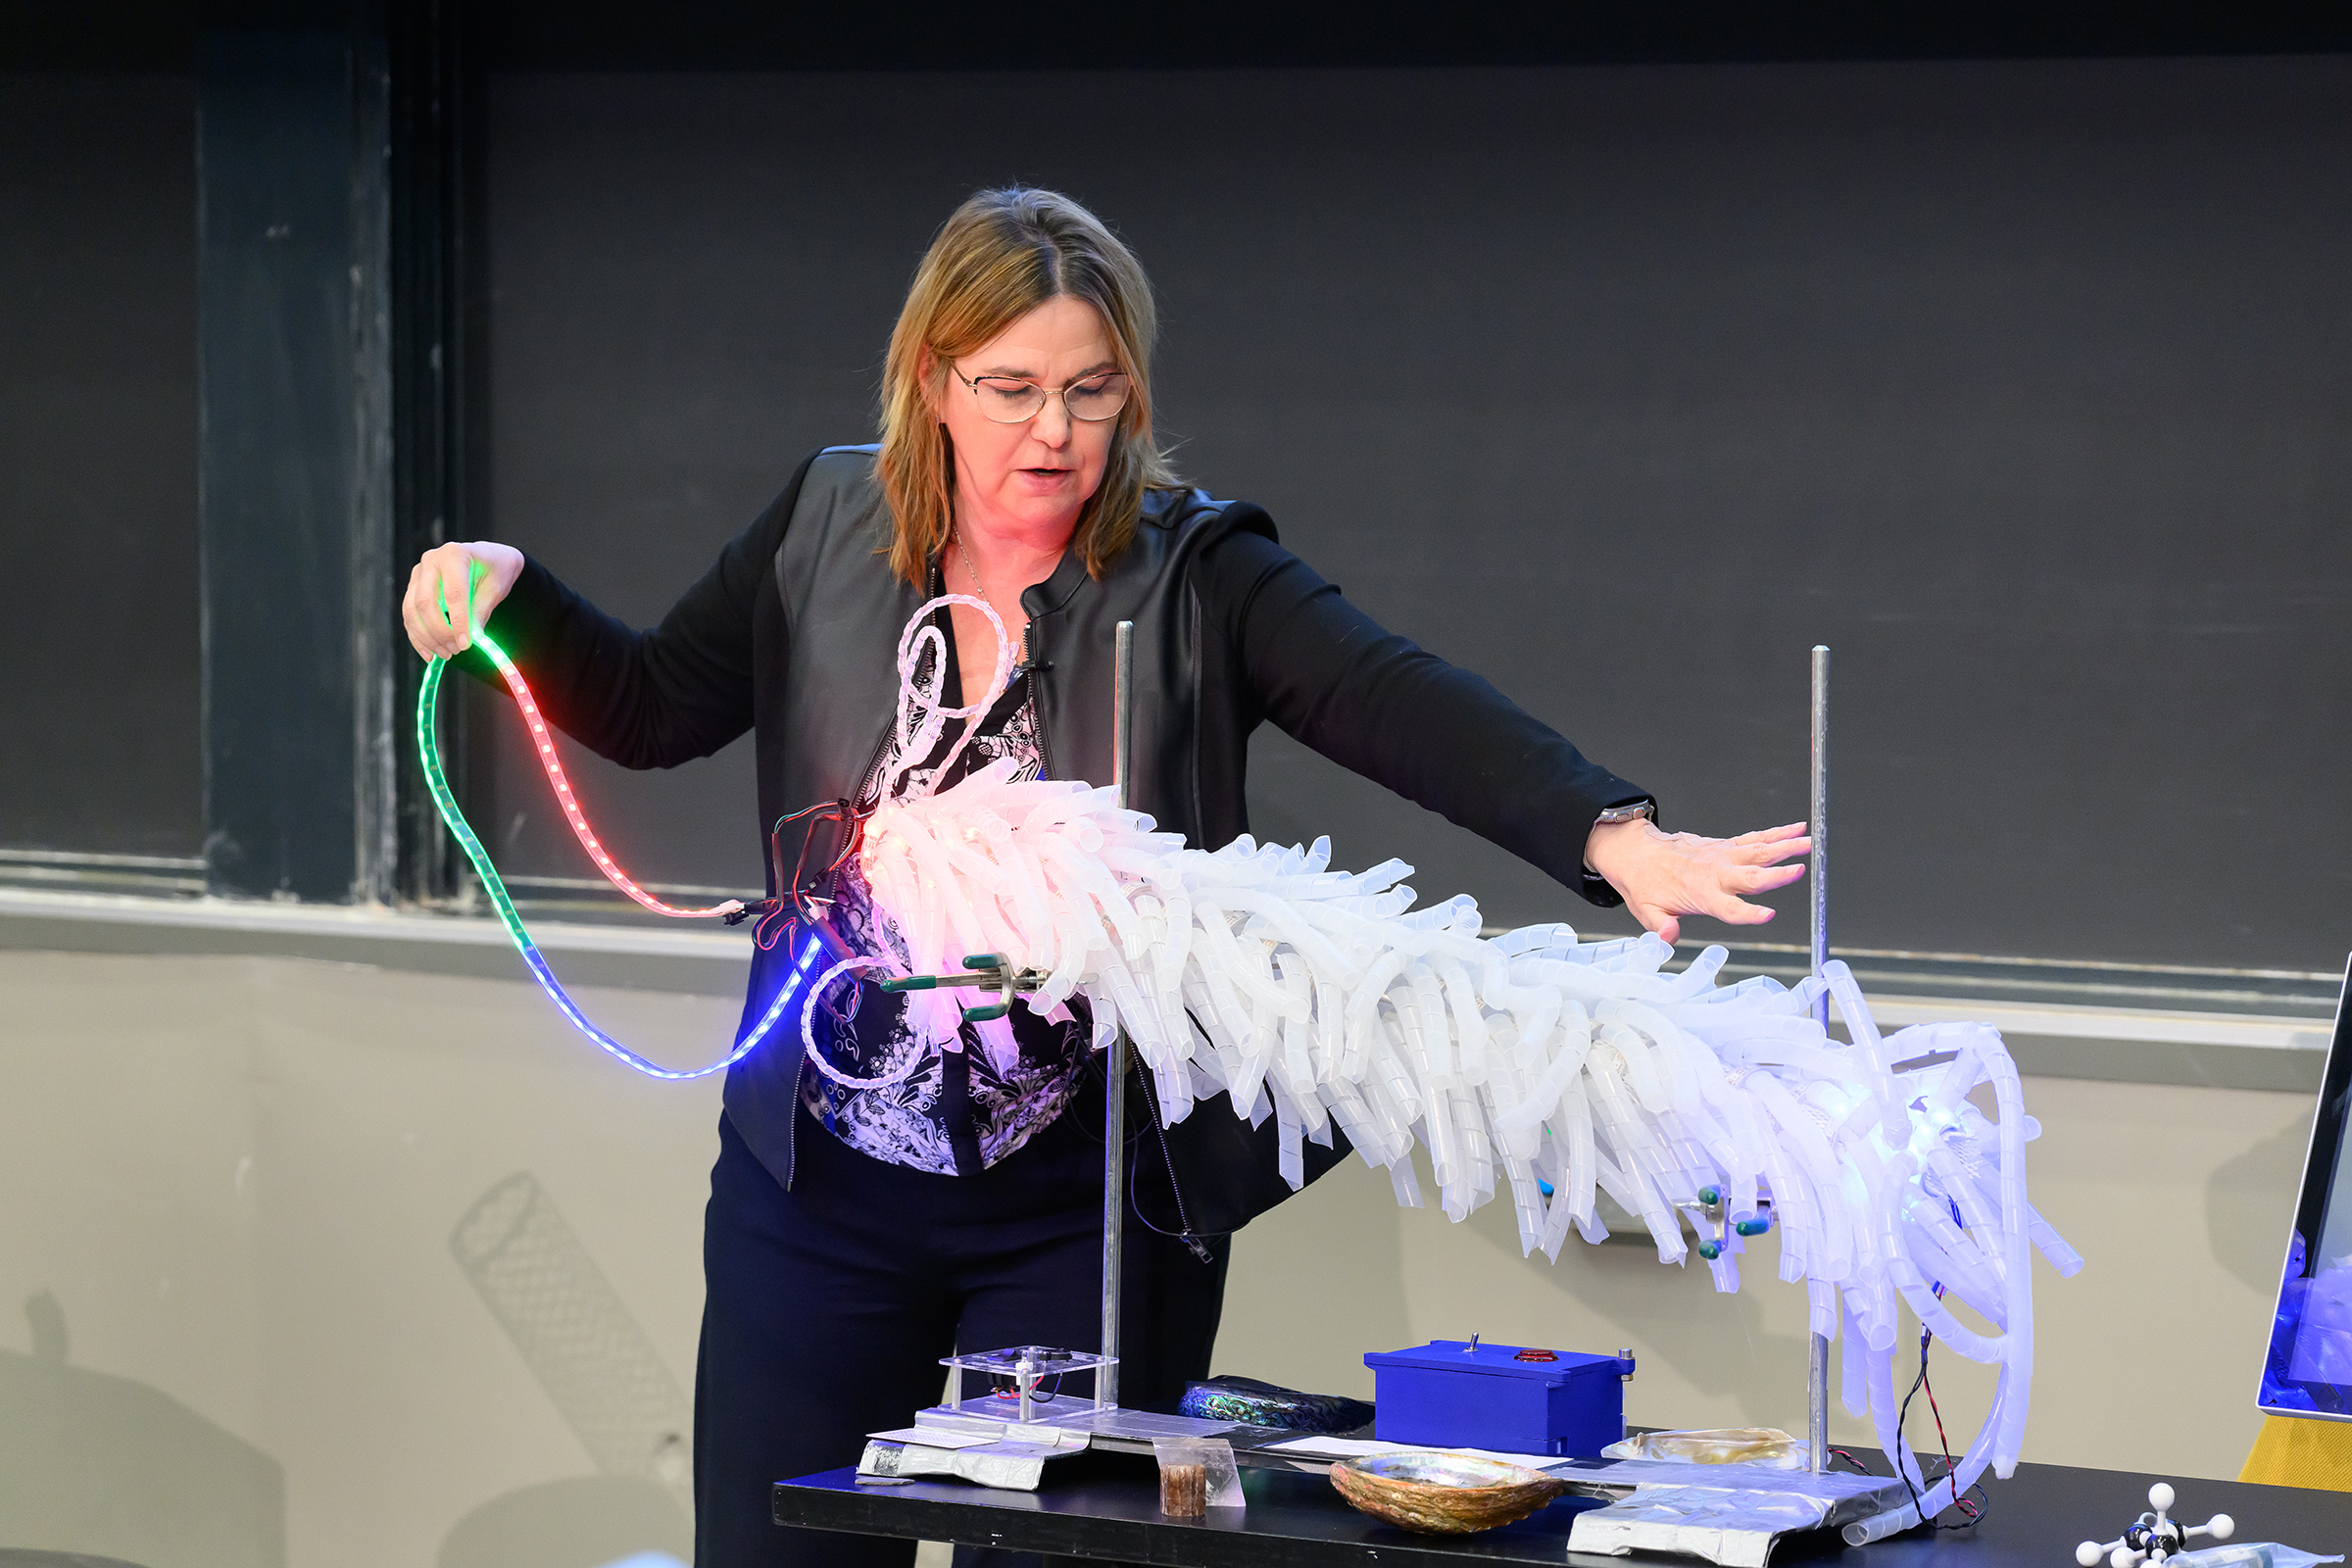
left=0, top=73, right=202, bottom=860
left=474, top=57, right=2352, bottom=972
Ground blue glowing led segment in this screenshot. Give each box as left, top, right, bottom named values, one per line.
left=503, top=932, right=823, bottom=1082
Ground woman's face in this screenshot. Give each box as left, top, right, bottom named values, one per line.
left=933, top=294, right=1121, bottom=544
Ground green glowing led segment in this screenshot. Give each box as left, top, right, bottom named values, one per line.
left=416, top=641, right=798, bottom=1080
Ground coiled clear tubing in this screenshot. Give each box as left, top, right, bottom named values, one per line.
left=855, top=602, right=2080, bottom=1504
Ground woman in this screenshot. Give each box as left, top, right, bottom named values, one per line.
left=403, top=186, right=1806, bottom=1565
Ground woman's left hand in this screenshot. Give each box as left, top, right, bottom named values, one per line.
left=1583, top=819, right=1810, bottom=946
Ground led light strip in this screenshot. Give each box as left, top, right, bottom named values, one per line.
left=466, top=632, right=744, bottom=920
left=417, top=637, right=805, bottom=1080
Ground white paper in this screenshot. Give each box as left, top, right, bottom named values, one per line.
left=1567, top=1488, right=1832, bottom=1568
left=866, top=1426, right=998, bottom=1450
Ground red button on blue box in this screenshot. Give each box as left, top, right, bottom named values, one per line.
left=1363, top=1340, right=1634, bottom=1457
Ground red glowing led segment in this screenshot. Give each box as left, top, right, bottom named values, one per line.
left=480, top=641, right=742, bottom=921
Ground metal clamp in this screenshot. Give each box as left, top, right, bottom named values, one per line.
left=877, top=952, right=1050, bottom=1023
left=1673, top=1186, right=1775, bottom=1261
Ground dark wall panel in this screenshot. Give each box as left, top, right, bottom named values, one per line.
left=479, top=58, right=2352, bottom=968
left=196, top=29, right=394, bottom=904
left=0, top=74, right=202, bottom=858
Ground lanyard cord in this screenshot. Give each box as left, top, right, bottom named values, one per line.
left=416, top=633, right=819, bottom=1080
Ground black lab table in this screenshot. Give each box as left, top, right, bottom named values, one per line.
left=777, top=1451, right=2352, bottom=1568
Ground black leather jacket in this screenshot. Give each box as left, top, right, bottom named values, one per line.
left=474, top=444, right=1649, bottom=1241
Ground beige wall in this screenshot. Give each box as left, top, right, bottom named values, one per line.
left=0, top=949, right=2318, bottom=1566
left=1, top=951, right=725, bottom=1568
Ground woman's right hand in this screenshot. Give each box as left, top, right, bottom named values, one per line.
left=402, top=541, right=525, bottom=661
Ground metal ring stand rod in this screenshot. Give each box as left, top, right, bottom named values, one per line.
left=1808, top=643, right=1832, bottom=1473
left=1100, top=619, right=1135, bottom=1411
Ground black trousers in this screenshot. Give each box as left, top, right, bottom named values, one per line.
left=693, top=1067, right=1232, bottom=1567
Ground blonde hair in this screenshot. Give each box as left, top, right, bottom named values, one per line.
left=879, top=186, right=1179, bottom=586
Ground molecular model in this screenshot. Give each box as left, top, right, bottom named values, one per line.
left=2077, top=1483, right=2235, bottom=1568
left=849, top=595, right=2082, bottom=1524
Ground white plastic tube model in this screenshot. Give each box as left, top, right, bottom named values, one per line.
left=849, top=597, right=2082, bottom=1509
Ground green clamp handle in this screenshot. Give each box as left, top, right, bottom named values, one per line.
left=867, top=954, right=1044, bottom=1025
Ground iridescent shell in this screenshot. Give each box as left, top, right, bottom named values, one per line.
left=1178, top=1376, right=1373, bottom=1435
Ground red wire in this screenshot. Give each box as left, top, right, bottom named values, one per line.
left=1919, top=1298, right=1976, bottom=1523
left=1920, top=1366, right=1984, bottom=1521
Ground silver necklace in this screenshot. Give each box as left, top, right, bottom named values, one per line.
left=956, top=535, right=1025, bottom=628
left=955, top=534, right=1028, bottom=672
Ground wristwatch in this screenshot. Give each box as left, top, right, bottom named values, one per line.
left=1584, top=799, right=1656, bottom=879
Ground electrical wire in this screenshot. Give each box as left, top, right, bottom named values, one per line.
left=991, top=1373, right=1062, bottom=1405
left=1892, top=1297, right=1988, bottom=1530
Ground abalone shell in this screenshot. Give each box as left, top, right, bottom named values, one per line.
left=1329, top=1451, right=1567, bottom=1534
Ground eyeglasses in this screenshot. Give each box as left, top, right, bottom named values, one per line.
left=949, top=363, right=1132, bottom=424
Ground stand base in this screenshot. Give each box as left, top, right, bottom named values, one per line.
left=857, top=1402, right=1296, bottom=1492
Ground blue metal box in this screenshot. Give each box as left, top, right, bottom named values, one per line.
left=1363, top=1340, right=1633, bottom=1457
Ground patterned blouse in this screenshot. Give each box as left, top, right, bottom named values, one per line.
left=799, top=635, right=1092, bottom=1176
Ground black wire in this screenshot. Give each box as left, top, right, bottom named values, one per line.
left=1119, top=1009, right=1247, bottom=1250
left=1891, top=1317, right=1989, bottom=1531
left=989, top=1371, right=1063, bottom=1405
